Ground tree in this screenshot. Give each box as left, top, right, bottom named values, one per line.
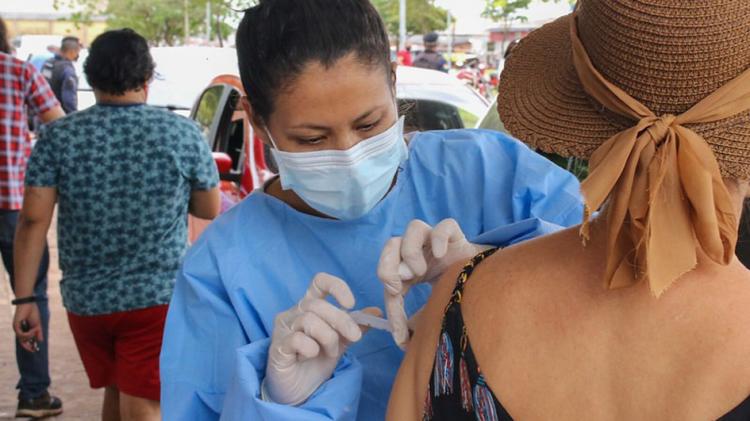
left=483, top=0, right=574, bottom=54
left=372, top=0, right=449, bottom=36
left=106, top=0, right=195, bottom=46
left=54, top=0, right=251, bottom=46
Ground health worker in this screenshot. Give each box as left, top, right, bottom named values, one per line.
left=159, top=0, right=583, bottom=420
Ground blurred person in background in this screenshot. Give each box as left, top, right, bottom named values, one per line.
left=0, top=16, right=65, bottom=419
left=29, top=46, right=59, bottom=72
left=12, top=28, right=220, bottom=421
left=413, top=32, right=448, bottom=72
left=397, top=45, right=413, bottom=66
left=41, top=37, right=81, bottom=114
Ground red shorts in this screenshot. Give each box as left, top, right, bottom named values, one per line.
left=67, top=305, right=168, bottom=401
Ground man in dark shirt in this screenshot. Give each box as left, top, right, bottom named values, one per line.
left=41, top=37, right=80, bottom=113
left=413, top=32, right=448, bottom=72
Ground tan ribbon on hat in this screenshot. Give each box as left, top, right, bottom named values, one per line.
left=570, top=14, right=750, bottom=296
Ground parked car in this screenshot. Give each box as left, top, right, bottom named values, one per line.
left=397, top=66, right=489, bottom=130
left=76, top=47, right=239, bottom=115
left=477, top=97, right=589, bottom=180
left=188, top=65, right=490, bottom=240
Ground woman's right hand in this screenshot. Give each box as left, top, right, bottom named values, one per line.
left=13, top=303, right=43, bottom=353
left=378, top=219, right=487, bottom=349
left=264, top=273, right=365, bottom=406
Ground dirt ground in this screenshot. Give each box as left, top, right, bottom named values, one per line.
left=0, top=219, right=99, bottom=420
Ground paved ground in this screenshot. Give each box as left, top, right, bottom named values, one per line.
left=0, top=219, right=99, bottom=420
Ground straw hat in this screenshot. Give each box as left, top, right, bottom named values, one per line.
left=498, top=0, right=750, bottom=179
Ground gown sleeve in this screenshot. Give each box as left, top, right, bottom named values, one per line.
left=467, top=129, right=584, bottom=246
left=160, top=229, right=365, bottom=420
left=220, top=339, right=363, bottom=421
left=160, top=236, right=246, bottom=419
left=407, top=129, right=583, bottom=250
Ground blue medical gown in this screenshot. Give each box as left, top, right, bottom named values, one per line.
left=160, top=130, right=583, bottom=420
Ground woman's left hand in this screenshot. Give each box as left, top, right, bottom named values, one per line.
left=377, top=218, right=487, bottom=348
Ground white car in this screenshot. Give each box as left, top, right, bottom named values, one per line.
left=77, top=47, right=489, bottom=128
left=76, top=47, right=239, bottom=116
left=396, top=65, right=490, bottom=130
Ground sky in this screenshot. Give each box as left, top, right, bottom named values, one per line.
left=5, top=0, right=573, bottom=34
left=5, top=0, right=62, bottom=13
left=435, top=0, right=572, bottom=33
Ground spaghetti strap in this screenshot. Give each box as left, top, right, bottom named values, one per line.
left=423, top=248, right=513, bottom=421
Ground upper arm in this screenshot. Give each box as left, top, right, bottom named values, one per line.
left=20, top=187, right=56, bottom=225
left=161, top=236, right=248, bottom=411
left=39, top=106, right=65, bottom=123
left=63, top=68, right=77, bottom=89
left=177, top=123, right=220, bottom=190
left=26, top=129, right=60, bottom=188
left=177, top=125, right=220, bottom=218
left=462, top=130, right=582, bottom=226
left=61, top=72, right=78, bottom=108
left=409, top=130, right=582, bottom=235
left=24, top=64, right=60, bottom=117
left=22, top=127, right=59, bottom=225
left=189, top=187, right=221, bottom=220
left=507, top=140, right=583, bottom=226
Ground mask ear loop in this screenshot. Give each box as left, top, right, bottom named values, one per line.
left=263, top=124, right=281, bottom=151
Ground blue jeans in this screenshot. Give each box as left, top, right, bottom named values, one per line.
left=0, top=210, right=51, bottom=400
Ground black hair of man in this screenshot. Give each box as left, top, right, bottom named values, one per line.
left=60, top=36, right=80, bottom=52
left=0, top=17, right=10, bottom=55
left=235, top=0, right=391, bottom=122
left=423, top=32, right=439, bottom=44
left=83, top=29, right=154, bottom=96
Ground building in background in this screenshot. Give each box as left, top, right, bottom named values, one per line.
left=4, top=0, right=106, bottom=57
left=5, top=13, right=106, bottom=52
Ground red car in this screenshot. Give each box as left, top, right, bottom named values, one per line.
left=187, top=75, right=274, bottom=241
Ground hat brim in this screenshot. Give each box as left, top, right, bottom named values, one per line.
left=497, top=15, right=750, bottom=179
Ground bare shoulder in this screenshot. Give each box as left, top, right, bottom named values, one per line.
left=461, top=225, right=603, bottom=310
left=679, top=259, right=750, bottom=338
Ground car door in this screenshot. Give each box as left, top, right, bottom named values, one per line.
left=191, top=84, right=230, bottom=150
left=208, top=86, right=247, bottom=203
left=399, top=99, right=465, bottom=132
left=188, top=84, right=238, bottom=242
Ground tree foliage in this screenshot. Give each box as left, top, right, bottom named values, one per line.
left=54, top=0, right=251, bottom=46
left=372, top=0, right=449, bottom=36
left=482, top=0, right=575, bottom=25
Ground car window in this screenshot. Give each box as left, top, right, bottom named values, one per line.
left=399, top=99, right=464, bottom=132
left=213, top=89, right=245, bottom=175
left=478, top=98, right=589, bottom=180
left=193, top=86, right=225, bottom=147
left=477, top=99, right=506, bottom=132
left=458, top=108, right=479, bottom=129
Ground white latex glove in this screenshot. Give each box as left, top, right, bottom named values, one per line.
left=377, top=218, right=488, bottom=348
left=265, top=273, right=370, bottom=406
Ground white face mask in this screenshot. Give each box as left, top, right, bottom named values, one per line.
left=266, top=116, right=408, bottom=220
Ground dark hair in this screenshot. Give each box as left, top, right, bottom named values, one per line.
left=236, top=0, right=391, bottom=121
left=423, top=32, right=439, bottom=44
left=0, top=17, right=11, bottom=55
left=61, top=36, right=80, bottom=52
left=84, top=29, right=154, bottom=96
